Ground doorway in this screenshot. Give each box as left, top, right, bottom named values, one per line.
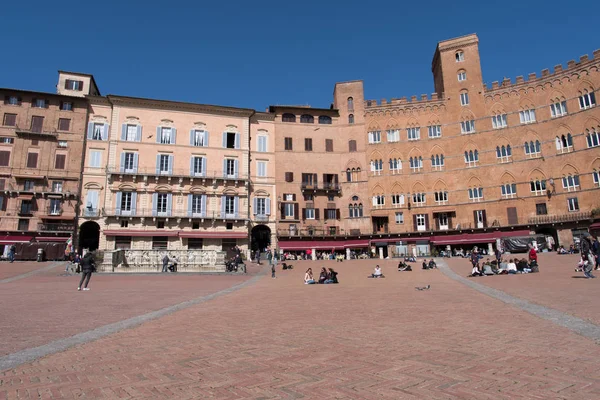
left=79, top=221, right=100, bottom=252
left=251, top=225, right=271, bottom=252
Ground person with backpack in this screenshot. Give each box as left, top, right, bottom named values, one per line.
left=78, top=252, right=96, bottom=291
left=8, top=244, right=16, bottom=263
left=162, top=253, right=170, bottom=273
left=580, top=233, right=596, bottom=279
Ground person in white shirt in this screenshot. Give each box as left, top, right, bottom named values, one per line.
left=507, top=259, right=518, bottom=274
left=369, top=265, right=385, bottom=278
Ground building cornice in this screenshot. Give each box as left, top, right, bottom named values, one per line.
left=106, top=95, right=256, bottom=117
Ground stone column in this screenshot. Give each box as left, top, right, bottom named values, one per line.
left=346, top=248, right=351, bottom=260
left=379, top=247, right=384, bottom=259
left=311, top=248, right=316, bottom=261
left=487, top=243, right=493, bottom=255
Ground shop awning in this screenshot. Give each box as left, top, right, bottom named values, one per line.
left=431, top=230, right=532, bottom=245
left=13, top=175, right=45, bottom=180
left=343, top=239, right=370, bottom=248
left=500, top=229, right=532, bottom=238
left=0, top=235, right=34, bottom=244
left=36, top=236, right=70, bottom=242
left=179, top=231, right=247, bottom=239
left=17, top=194, right=35, bottom=199
left=590, top=222, right=600, bottom=230
left=103, top=230, right=180, bottom=237
left=41, top=216, right=74, bottom=220
left=279, top=240, right=346, bottom=250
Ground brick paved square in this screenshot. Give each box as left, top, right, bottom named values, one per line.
left=1, top=258, right=599, bottom=399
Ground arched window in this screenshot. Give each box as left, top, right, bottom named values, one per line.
left=358, top=203, right=363, bottom=217
left=346, top=168, right=352, bottom=182
left=465, top=150, right=479, bottom=167
left=529, top=179, right=547, bottom=195
left=557, top=134, right=574, bottom=153
left=348, top=139, right=357, bottom=152
left=348, top=114, right=354, bottom=124
left=318, top=115, right=332, bottom=124
left=456, top=51, right=464, bottom=62
left=348, top=97, right=354, bottom=111
left=587, top=128, right=600, bottom=148
left=300, top=114, right=314, bottom=123
left=348, top=204, right=354, bottom=218
left=282, top=113, right=296, bottom=123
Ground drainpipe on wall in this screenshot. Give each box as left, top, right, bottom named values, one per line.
left=247, top=110, right=256, bottom=261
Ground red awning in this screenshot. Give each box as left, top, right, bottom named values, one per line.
left=343, top=239, right=370, bottom=248
left=590, top=222, right=600, bottom=230
left=377, top=237, right=431, bottom=244
left=0, top=235, right=34, bottom=244
left=179, top=231, right=247, bottom=239
left=36, top=236, right=70, bottom=242
left=103, top=230, right=180, bottom=237
left=431, top=233, right=496, bottom=245
left=279, top=240, right=346, bottom=250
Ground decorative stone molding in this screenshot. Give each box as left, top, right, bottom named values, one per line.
left=99, top=249, right=227, bottom=273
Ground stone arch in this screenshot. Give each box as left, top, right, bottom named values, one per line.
left=460, top=109, right=476, bottom=121
left=583, top=117, right=600, bottom=131
left=561, top=163, right=579, bottom=176
left=369, top=150, right=384, bottom=160
left=489, top=101, right=506, bottom=114
left=500, top=171, right=516, bottom=183
left=411, top=181, right=426, bottom=194
left=345, top=158, right=362, bottom=169
left=548, top=90, right=567, bottom=102
left=468, top=175, right=482, bottom=187
left=462, top=139, right=478, bottom=152
left=528, top=168, right=547, bottom=181
left=433, top=179, right=448, bottom=191
left=407, top=146, right=423, bottom=158
left=154, top=184, right=172, bottom=193
left=222, top=187, right=239, bottom=195
left=386, top=118, right=400, bottom=129
left=117, top=183, right=136, bottom=191
left=253, top=189, right=270, bottom=197
left=577, top=80, right=595, bottom=93
left=388, top=148, right=403, bottom=159
left=429, top=144, right=444, bottom=154
left=406, top=117, right=419, bottom=127
left=390, top=182, right=404, bottom=194
left=518, top=97, right=535, bottom=110
left=590, top=157, right=600, bottom=170
left=189, top=185, right=208, bottom=194
left=367, top=120, right=381, bottom=131
left=83, top=182, right=102, bottom=190
left=371, top=184, right=385, bottom=195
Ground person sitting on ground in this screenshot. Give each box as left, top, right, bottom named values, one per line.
left=557, top=245, right=568, bottom=255
left=516, top=258, right=528, bottom=272
left=304, top=268, right=316, bottom=284
left=318, top=267, right=328, bottom=284
left=569, top=244, right=575, bottom=254
left=369, top=265, right=385, bottom=278
left=428, top=259, right=437, bottom=269
left=405, top=256, right=417, bottom=263
left=398, top=261, right=412, bottom=271
left=422, top=259, right=429, bottom=270
left=506, top=259, right=518, bottom=274
left=324, top=268, right=338, bottom=284
left=470, top=262, right=483, bottom=277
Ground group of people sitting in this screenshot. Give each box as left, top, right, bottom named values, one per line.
left=304, top=267, right=339, bottom=284
left=557, top=245, right=577, bottom=254
left=397, top=261, right=413, bottom=271
left=422, top=259, right=437, bottom=270
left=469, top=257, right=539, bottom=277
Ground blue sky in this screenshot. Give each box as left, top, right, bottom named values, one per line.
left=1, top=0, right=598, bottom=110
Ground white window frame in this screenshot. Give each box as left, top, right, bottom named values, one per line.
left=492, top=114, right=507, bottom=129
left=412, top=193, right=426, bottom=207
left=284, top=203, right=294, bottom=218
left=257, top=160, right=267, bottom=177
left=89, top=150, right=102, bottom=168
left=159, top=154, right=170, bottom=174
left=255, top=197, right=266, bottom=216
left=519, top=109, right=536, bottom=124
left=192, top=156, right=204, bottom=176
left=123, top=152, right=136, bottom=173
left=368, top=131, right=381, bottom=144
left=305, top=208, right=315, bottom=220
left=501, top=183, right=517, bottom=199
left=371, top=160, right=383, bottom=176
left=51, top=181, right=63, bottom=193
left=457, top=71, right=466, bottom=81
left=60, top=102, right=73, bottom=111
left=562, top=175, right=580, bottom=192
left=496, top=145, right=512, bottom=163
left=409, top=157, right=423, bottom=173
left=431, top=154, right=444, bottom=171
left=372, top=195, right=385, bottom=208
left=391, top=194, right=405, bottom=207
left=386, top=129, right=400, bottom=143
left=579, top=91, right=596, bottom=110
left=593, top=170, right=599, bottom=187
left=550, top=101, right=567, bottom=117
left=464, top=150, right=479, bottom=167
left=567, top=197, right=579, bottom=212
left=475, top=210, right=485, bottom=228
left=395, top=212, right=404, bottom=224
left=389, top=158, right=402, bottom=174
left=407, top=127, right=420, bottom=141
left=556, top=134, right=573, bottom=153
left=416, top=214, right=426, bottom=231
left=460, top=92, right=469, bottom=106
left=468, top=187, right=483, bottom=202
left=438, top=213, right=449, bottom=230
left=434, top=191, right=448, bottom=205
left=91, top=123, right=104, bottom=141
left=530, top=179, right=547, bottom=196
left=455, top=51, right=464, bottom=62
left=524, top=140, right=542, bottom=158
left=7, top=96, right=19, bottom=105
left=461, top=120, right=475, bottom=134
left=586, top=129, right=600, bottom=148
left=160, top=127, right=173, bottom=144
left=125, top=124, right=137, bottom=141
left=121, top=192, right=133, bottom=213
left=33, top=99, right=46, bottom=108
left=193, top=130, right=206, bottom=147
left=428, top=125, right=441, bottom=138
left=257, top=135, right=267, bottom=152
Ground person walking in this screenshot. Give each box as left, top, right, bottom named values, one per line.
left=162, top=253, right=170, bottom=273
left=8, top=244, right=16, bottom=263
left=592, top=236, right=600, bottom=271
left=580, top=233, right=596, bottom=279
left=78, top=252, right=96, bottom=291
left=495, top=247, right=502, bottom=265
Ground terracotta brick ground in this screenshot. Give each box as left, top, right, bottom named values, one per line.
left=1, top=259, right=600, bottom=399
left=0, top=265, right=253, bottom=356
left=445, top=253, right=600, bottom=325
left=0, top=261, right=60, bottom=281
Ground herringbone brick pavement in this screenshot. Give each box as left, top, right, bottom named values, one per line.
left=447, top=253, right=600, bottom=325
left=1, top=259, right=599, bottom=399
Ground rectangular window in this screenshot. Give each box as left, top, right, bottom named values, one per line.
left=368, top=131, right=381, bottom=144
left=54, top=154, right=66, bottom=170
left=460, top=92, right=469, bottom=106
left=567, top=197, right=579, bottom=212
left=409, top=157, right=423, bottom=172
left=23, top=180, right=35, bottom=191
left=89, top=150, right=102, bottom=168
left=115, top=236, right=132, bottom=249
left=123, top=152, right=135, bottom=172
left=349, top=140, right=357, bottom=152
left=156, top=193, right=168, bottom=214
left=536, top=203, right=548, bottom=215
left=223, top=195, right=235, bottom=215
left=460, top=120, right=475, bottom=134
left=431, top=155, right=444, bottom=170
left=284, top=194, right=294, bottom=201
left=52, top=181, right=62, bottom=192
left=225, top=159, right=236, bottom=177
left=501, top=183, right=517, bottom=199
left=91, top=123, right=104, bottom=140
left=65, top=79, right=83, bottom=91
left=32, top=99, right=47, bottom=108
left=579, top=92, right=596, bottom=110
left=305, top=208, right=315, bottom=219
left=257, top=135, right=267, bottom=152
left=255, top=197, right=267, bottom=216
left=386, top=129, right=400, bottom=142
left=519, top=109, right=536, bottom=124
left=152, top=236, right=168, bottom=250
left=159, top=154, right=170, bottom=173
left=562, top=175, right=580, bottom=192
left=326, top=209, right=337, bottom=220
left=60, top=101, right=73, bottom=111
left=550, top=101, right=567, bottom=117
left=285, top=172, right=293, bottom=182
left=160, top=127, right=173, bottom=144
left=304, top=138, right=313, bottom=151
left=284, top=137, right=293, bottom=150
left=325, top=139, right=333, bottom=152
left=18, top=219, right=29, bottom=231
left=120, top=192, right=132, bottom=211
left=427, top=125, right=441, bottom=138
left=125, top=124, right=137, bottom=141
left=395, top=212, right=404, bottom=224
left=31, top=116, right=44, bottom=133
left=3, top=113, right=16, bottom=126
left=190, top=194, right=204, bottom=215
left=416, top=214, right=426, bottom=231
left=58, top=140, right=67, bottom=148
left=49, top=199, right=62, bottom=215
left=284, top=203, right=295, bottom=218
left=372, top=195, right=385, bottom=207
left=5, top=96, right=21, bottom=106
left=257, top=161, right=267, bottom=177
left=391, top=194, right=405, bottom=206
left=407, top=127, right=420, bottom=141
left=594, top=170, right=599, bottom=187
left=458, top=71, right=466, bottom=81
left=492, top=114, right=507, bottom=129
left=20, top=200, right=33, bottom=214
left=192, top=156, right=204, bottom=176
left=468, top=187, right=484, bottom=202
left=58, top=118, right=70, bottom=131
left=0, top=151, right=10, bottom=167
left=26, top=152, right=38, bottom=168
left=224, top=132, right=236, bottom=149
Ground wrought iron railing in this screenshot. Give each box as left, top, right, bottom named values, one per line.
left=107, top=167, right=248, bottom=181
left=528, top=211, right=591, bottom=224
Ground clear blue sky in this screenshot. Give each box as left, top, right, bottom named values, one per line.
left=1, top=0, right=598, bottom=110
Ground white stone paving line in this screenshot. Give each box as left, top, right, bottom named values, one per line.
left=0, top=270, right=266, bottom=372
left=437, top=259, right=600, bottom=343
left=0, top=262, right=64, bottom=284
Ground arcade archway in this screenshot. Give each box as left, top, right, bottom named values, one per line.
left=79, top=221, right=100, bottom=252
left=251, top=225, right=271, bottom=252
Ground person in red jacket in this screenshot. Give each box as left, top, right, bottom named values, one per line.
left=528, top=244, right=538, bottom=265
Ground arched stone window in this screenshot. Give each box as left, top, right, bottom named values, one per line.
left=282, top=113, right=296, bottom=123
